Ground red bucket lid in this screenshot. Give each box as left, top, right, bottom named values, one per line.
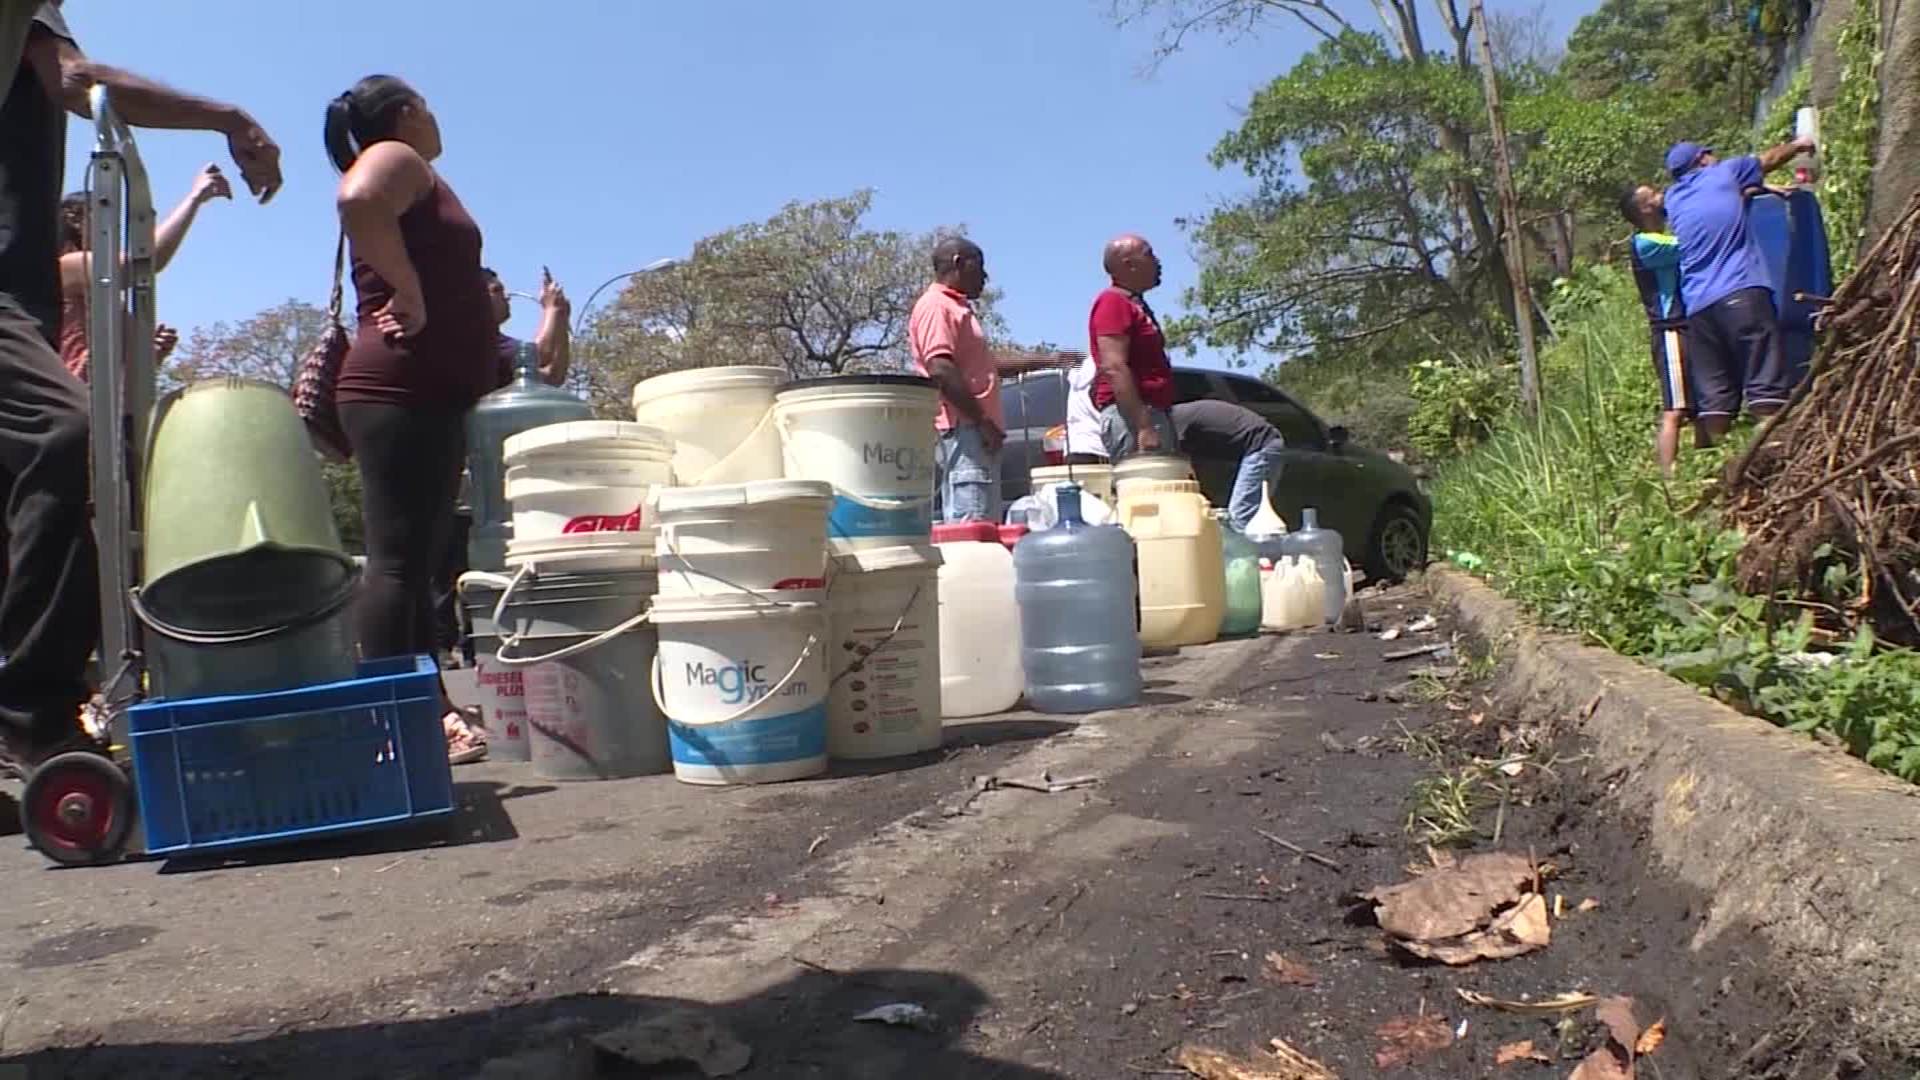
left=932, top=522, right=1000, bottom=544
left=997, top=524, right=1029, bottom=547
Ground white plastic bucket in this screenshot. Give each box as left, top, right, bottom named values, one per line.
left=480, top=559, right=667, bottom=781
left=1113, top=453, right=1195, bottom=498
left=774, top=375, right=939, bottom=551
left=826, top=544, right=943, bottom=759
left=456, top=574, right=529, bottom=762
left=1031, top=464, right=1115, bottom=508
left=631, top=365, right=788, bottom=486
left=502, top=420, right=674, bottom=555
left=652, top=590, right=829, bottom=785
left=654, top=480, right=833, bottom=600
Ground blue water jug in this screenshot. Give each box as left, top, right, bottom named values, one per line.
left=466, top=341, right=594, bottom=570
left=1014, top=485, right=1142, bottom=713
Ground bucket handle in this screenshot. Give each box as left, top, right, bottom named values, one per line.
left=129, top=568, right=359, bottom=647
left=656, top=528, right=830, bottom=608
left=493, top=603, right=654, bottom=668
left=826, top=581, right=923, bottom=689
left=482, top=560, right=656, bottom=669
left=832, top=490, right=935, bottom=512
left=650, top=632, right=820, bottom=728
left=686, top=404, right=777, bottom=487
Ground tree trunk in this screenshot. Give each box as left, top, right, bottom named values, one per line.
left=1470, top=0, right=1541, bottom=415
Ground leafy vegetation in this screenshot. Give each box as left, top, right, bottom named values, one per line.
left=1433, top=270, right=1920, bottom=783
left=1819, top=0, right=1882, bottom=279
left=573, top=190, right=1000, bottom=417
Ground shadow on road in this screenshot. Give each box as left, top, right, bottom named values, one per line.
left=146, top=779, right=536, bottom=874
left=4, top=966, right=1067, bottom=1079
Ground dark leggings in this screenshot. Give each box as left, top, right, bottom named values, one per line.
left=339, top=402, right=466, bottom=664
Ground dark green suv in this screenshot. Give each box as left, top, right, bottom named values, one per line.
left=998, top=366, right=1431, bottom=583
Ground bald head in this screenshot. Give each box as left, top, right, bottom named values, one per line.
left=1102, top=233, right=1162, bottom=294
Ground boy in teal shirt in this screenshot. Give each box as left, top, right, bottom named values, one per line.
left=1621, top=184, right=1692, bottom=474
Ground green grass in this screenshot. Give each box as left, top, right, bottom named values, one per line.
left=1431, top=267, right=1920, bottom=783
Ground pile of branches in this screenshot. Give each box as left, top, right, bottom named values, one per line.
left=1725, top=191, right=1920, bottom=644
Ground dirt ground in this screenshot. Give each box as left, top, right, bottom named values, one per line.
left=0, top=585, right=1903, bottom=1078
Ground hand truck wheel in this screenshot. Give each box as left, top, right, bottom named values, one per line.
left=23, top=750, right=134, bottom=866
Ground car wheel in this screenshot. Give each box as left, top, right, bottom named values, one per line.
left=1365, top=502, right=1428, bottom=583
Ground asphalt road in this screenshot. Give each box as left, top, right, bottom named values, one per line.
left=0, top=587, right=1864, bottom=1078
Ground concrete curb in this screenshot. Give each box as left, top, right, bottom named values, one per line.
left=1425, top=565, right=1920, bottom=1054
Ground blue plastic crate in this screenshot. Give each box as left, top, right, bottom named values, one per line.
left=129, top=655, right=454, bottom=856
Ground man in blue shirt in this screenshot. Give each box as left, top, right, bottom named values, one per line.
left=1620, top=184, right=1692, bottom=474
left=1661, top=136, right=1815, bottom=441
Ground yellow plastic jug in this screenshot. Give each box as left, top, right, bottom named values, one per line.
left=1117, top=479, right=1225, bottom=648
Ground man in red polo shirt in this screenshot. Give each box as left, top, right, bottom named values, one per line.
left=1089, top=234, right=1177, bottom=460
left=909, top=237, right=1002, bottom=522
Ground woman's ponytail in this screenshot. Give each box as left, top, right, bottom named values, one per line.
left=323, top=94, right=358, bottom=172
left=322, top=75, right=416, bottom=173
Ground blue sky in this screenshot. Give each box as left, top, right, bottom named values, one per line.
left=61, top=0, right=1596, bottom=373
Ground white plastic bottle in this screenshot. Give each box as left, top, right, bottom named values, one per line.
left=932, top=522, right=1024, bottom=717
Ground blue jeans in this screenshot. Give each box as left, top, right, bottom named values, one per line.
left=938, top=425, right=1002, bottom=523
left=1097, top=405, right=1177, bottom=460
left=1228, top=441, right=1285, bottom=531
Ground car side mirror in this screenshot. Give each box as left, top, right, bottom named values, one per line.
left=1327, top=425, right=1349, bottom=449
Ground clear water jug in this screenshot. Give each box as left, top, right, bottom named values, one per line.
left=1291, top=507, right=1347, bottom=624
left=466, top=341, right=594, bottom=570
left=1217, top=514, right=1263, bottom=636
left=1014, top=485, right=1142, bottom=714
left=1261, top=555, right=1325, bottom=631
left=1117, top=478, right=1225, bottom=648
left=933, top=522, right=1024, bottom=717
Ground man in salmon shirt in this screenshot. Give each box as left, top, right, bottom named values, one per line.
left=1089, top=234, right=1177, bottom=460
left=909, top=237, right=1003, bottom=523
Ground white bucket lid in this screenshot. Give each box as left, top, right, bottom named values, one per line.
left=654, top=479, right=835, bottom=515
left=503, top=420, right=674, bottom=464
left=830, top=542, right=943, bottom=574
left=650, top=587, right=825, bottom=621
left=630, top=365, right=788, bottom=408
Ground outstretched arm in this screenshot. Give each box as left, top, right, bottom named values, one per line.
left=25, top=24, right=282, bottom=202
left=1756, top=136, right=1816, bottom=176
left=154, top=164, right=232, bottom=272
left=534, top=268, right=572, bottom=386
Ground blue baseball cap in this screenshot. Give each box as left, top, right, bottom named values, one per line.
left=1666, top=142, right=1709, bottom=179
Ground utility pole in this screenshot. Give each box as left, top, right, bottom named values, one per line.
left=1469, top=0, right=1541, bottom=415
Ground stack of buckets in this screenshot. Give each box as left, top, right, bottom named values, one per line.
left=461, top=420, right=673, bottom=779
left=648, top=370, right=947, bottom=778
left=463, top=367, right=950, bottom=787
left=776, top=376, right=945, bottom=761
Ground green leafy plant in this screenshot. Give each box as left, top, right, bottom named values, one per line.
left=1433, top=271, right=1920, bottom=783
left=1819, top=1, right=1882, bottom=279
left=1408, top=358, right=1516, bottom=462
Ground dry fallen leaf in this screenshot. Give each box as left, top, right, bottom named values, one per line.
left=1359, top=852, right=1536, bottom=941
left=1456, top=988, right=1599, bottom=1014
left=1264, top=952, right=1319, bottom=987
left=1576, top=897, right=1602, bottom=914
left=1398, top=892, right=1552, bottom=965
left=1594, top=997, right=1641, bottom=1050
left=1374, top=1011, right=1453, bottom=1069
left=1494, top=1039, right=1551, bottom=1066
left=1176, top=1043, right=1334, bottom=1080
left=1568, top=1045, right=1633, bottom=1080
left=1635, top=1018, right=1667, bottom=1057
left=1268, top=1039, right=1340, bottom=1080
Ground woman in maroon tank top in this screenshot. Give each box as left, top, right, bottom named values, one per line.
left=326, top=75, right=495, bottom=763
